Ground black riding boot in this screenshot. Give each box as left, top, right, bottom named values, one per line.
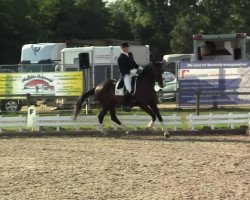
left=123, top=92, right=132, bottom=112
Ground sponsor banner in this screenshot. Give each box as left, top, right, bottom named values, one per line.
left=0, top=71, right=83, bottom=97
left=178, top=61, right=250, bottom=106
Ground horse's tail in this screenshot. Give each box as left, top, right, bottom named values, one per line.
left=73, top=87, right=96, bottom=120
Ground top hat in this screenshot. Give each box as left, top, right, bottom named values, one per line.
left=121, top=42, right=129, bottom=48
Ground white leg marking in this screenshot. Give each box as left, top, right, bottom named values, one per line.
left=120, top=123, right=129, bottom=134
left=147, top=120, right=154, bottom=128
left=160, top=121, right=165, bottom=131
left=161, top=121, right=170, bottom=137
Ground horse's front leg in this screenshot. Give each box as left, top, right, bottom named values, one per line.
left=97, top=107, right=108, bottom=136
left=138, top=104, right=156, bottom=129
left=149, top=102, right=170, bottom=137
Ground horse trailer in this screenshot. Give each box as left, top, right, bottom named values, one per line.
left=60, top=45, right=150, bottom=88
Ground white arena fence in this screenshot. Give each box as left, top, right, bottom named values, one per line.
left=111, top=115, right=181, bottom=131
left=0, top=115, right=27, bottom=133
left=187, top=113, right=250, bottom=130
left=0, top=112, right=250, bottom=133
left=0, top=114, right=181, bottom=133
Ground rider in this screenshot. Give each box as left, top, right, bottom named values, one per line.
left=118, top=42, right=143, bottom=111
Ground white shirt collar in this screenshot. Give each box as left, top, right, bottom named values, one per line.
left=122, top=51, right=129, bottom=56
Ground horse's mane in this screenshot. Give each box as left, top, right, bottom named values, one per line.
left=138, top=64, right=153, bottom=78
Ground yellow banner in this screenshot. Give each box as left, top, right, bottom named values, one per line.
left=0, top=71, right=83, bottom=97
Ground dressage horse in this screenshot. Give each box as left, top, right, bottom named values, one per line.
left=73, top=62, right=170, bottom=137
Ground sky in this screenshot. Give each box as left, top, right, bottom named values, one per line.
left=104, top=0, right=117, bottom=4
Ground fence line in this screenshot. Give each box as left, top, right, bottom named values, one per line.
left=187, top=112, right=250, bottom=130
left=0, top=115, right=27, bottom=133
left=0, top=114, right=181, bottom=132
left=0, top=113, right=250, bottom=133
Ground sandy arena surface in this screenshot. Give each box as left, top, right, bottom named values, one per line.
left=0, top=133, right=249, bottom=200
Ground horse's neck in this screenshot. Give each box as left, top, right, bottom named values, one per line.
left=140, top=67, right=155, bottom=83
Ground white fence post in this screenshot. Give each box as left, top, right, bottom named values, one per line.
left=0, top=116, right=2, bottom=133
left=209, top=113, right=215, bottom=130
left=26, top=105, right=36, bottom=128
left=229, top=112, right=233, bottom=129
left=189, top=114, right=194, bottom=130
left=56, top=114, right=60, bottom=131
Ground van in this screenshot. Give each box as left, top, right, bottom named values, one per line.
left=162, top=54, right=194, bottom=74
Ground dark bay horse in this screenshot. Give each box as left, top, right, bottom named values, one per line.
left=73, top=62, right=170, bottom=137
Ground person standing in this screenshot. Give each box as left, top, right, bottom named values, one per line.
left=118, top=42, right=143, bottom=111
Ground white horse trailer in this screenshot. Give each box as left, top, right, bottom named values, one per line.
left=60, top=45, right=150, bottom=88
left=21, top=43, right=66, bottom=63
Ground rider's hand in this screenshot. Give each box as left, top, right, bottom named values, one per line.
left=139, top=66, right=143, bottom=70
left=130, top=69, right=137, bottom=75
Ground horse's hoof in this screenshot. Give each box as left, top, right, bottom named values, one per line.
left=102, top=132, right=108, bottom=137
left=164, top=132, right=170, bottom=138
left=246, top=129, right=250, bottom=136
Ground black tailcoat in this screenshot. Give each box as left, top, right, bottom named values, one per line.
left=118, top=52, right=139, bottom=76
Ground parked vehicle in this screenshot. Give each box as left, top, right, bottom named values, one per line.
left=0, top=99, right=23, bottom=112
left=162, top=54, right=194, bottom=75
left=155, top=72, right=178, bottom=103
left=178, top=32, right=250, bottom=107
left=0, top=68, right=24, bottom=112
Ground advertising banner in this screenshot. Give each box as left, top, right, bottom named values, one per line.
left=178, top=61, right=250, bottom=106
left=0, top=71, right=83, bottom=98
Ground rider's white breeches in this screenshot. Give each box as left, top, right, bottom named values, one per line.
left=124, top=74, right=132, bottom=93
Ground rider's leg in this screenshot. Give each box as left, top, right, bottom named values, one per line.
left=124, top=74, right=132, bottom=94
left=123, top=74, right=132, bottom=111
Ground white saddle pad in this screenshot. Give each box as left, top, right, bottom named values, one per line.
left=115, top=80, right=125, bottom=96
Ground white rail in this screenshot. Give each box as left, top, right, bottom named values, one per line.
left=0, top=115, right=27, bottom=133
left=113, top=114, right=181, bottom=130
left=187, top=112, right=250, bottom=130
left=33, top=115, right=99, bottom=131
left=0, top=114, right=181, bottom=132
left=1, top=112, right=250, bottom=133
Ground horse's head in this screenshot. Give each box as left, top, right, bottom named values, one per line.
left=150, top=61, right=164, bottom=88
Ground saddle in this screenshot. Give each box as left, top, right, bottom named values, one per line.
left=115, top=76, right=137, bottom=96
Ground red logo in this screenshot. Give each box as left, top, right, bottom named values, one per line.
left=181, top=69, right=189, bottom=78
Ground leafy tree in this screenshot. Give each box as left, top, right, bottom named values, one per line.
left=31, top=0, right=110, bottom=41
left=107, top=0, right=134, bottom=40
left=0, top=0, right=38, bottom=63
left=225, top=0, right=250, bottom=34
left=2, top=0, right=250, bottom=64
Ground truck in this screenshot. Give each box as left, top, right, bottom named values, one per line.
left=19, top=43, right=66, bottom=72
left=0, top=43, right=150, bottom=111
left=177, top=32, right=250, bottom=107
left=0, top=43, right=81, bottom=112
left=162, top=53, right=194, bottom=74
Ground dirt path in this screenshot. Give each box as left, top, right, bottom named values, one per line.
left=0, top=134, right=249, bottom=200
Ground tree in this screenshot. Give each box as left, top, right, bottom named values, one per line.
left=107, top=0, right=134, bottom=40
left=0, top=0, right=38, bottom=63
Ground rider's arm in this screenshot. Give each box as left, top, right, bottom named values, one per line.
left=118, top=56, right=130, bottom=75
left=128, top=52, right=139, bottom=69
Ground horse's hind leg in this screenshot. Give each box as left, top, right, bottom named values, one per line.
left=97, top=107, right=108, bottom=135
left=109, top=107, right=129, bottom=134
left=138, top=104, right=156, bottom=129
